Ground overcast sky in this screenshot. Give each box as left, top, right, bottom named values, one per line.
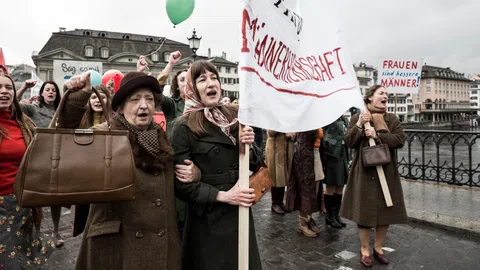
left=1, top=0, right=478, bottom=75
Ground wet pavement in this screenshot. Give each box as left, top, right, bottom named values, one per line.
left=42, top=194, right=480, bottom=270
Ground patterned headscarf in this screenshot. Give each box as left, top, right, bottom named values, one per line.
left=183, top=67, right=238, bottom=144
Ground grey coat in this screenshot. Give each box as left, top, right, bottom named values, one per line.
left=20, top=103, right=55, bottom=127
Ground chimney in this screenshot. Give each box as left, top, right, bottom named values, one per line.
left=222, top=51, right=226, bottom=59
left=59, top=27, right=66, bottom=32
left=208, top=48, right=211, bottom=58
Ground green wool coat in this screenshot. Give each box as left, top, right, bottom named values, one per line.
left=340, top=113, right=408, bottom=227
left=172, top=120, right=263, bottom=270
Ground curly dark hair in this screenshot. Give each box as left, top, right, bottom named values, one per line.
left=363, top=85, right=385, bottom=104
left=170, top=69, right=188, bottom=98
left=38, top=81, right=61, bottom=109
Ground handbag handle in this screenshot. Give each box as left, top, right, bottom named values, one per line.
left=362, top=106, right=385, bottom=145
left=48, top=87, right=111, bottom=130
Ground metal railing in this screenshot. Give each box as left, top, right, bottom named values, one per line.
left=398, top=129, right=480, bottom=187
left=259, top=129, right=480, bottom=187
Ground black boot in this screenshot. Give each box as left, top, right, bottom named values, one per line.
left=324, top=195, right=342, bottom=228
left=333, top=194, right=347, bottom=227
left=271, top=187, right=285, bottom=215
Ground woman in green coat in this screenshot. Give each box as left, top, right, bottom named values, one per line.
left=173, top=60, right=262, bottom=270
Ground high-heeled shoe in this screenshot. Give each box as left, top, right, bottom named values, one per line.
left=360, top=251, right=373, bottom=268
left=373, top=248, right=389, bottom=264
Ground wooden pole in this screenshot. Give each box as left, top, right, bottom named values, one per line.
left=394, top=94, right=398, bottom=115
left=363, top=111, right=393, bottom=207
left=238, top=125, right=250, bottom=270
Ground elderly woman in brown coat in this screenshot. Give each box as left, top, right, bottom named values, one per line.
left=63, top=72, right=180, bottom=269
left=341, top=85, right=407, bottom=268
left=265, top=130, right=295, bottom=214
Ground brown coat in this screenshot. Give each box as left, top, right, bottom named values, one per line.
left=265, top=130, right=294, bottom=187
left=340, top=113, right=408, bottom=227
left=286, top=130, right=318, bottom=214
left=55, top=91, right=181, bottom=270
left=75, top=122, right=180, bottom=270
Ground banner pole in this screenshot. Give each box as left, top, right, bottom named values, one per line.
left=238, top=124, right=250, bottom=270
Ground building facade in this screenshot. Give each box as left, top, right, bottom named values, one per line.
left=412, top=65, right=474, bottom=123
left=386, top=94, right=414, bottom=122
left=32, top=28, right=240, bottom=97
left=470, top=80, right=480, bottom=115
left=354, top=62, right=377, bottom=96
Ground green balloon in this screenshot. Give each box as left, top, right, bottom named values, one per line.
left=166, top=0, right=195, bottom=25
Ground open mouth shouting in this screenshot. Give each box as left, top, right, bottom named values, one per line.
left=92, top=102, right=103, bottom=111
left=137, top=112, right=149, bottom=121
left=206, top=89, right=217, bottom=98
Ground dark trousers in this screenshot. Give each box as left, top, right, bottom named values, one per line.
left=271, top=187, right=285, bottom=205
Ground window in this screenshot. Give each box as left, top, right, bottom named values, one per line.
left=226, top=67, right=231, bottom=73
left=426, top=86, right=431, bottom=93
left=85, top=45, right=94, bottom=57
left=151, top=52, right=159, bottom=62
left=228, top=78, right=233, bottom=84
left=234, top=68, right=238, bottom=74
left=47, top=70, right=53, bottom=81
left=472, top=90, right=478, bottom=95
left=217, top=66, right=222, bottom=73
left=100, top=47, right=109, bottom=58
left=163, top=52, right=170, bottom=62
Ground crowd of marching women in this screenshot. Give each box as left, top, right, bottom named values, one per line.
left=0, top=52, right=407, bottom=269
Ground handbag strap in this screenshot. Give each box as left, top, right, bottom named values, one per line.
left=48, top=87, right=111, bottom=130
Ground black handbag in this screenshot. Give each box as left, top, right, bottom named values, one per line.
left=362, top=137, right=391, bottom=167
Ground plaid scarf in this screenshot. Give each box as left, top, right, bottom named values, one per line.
left=116, top=115, right=160, bottom=158
left=183, top=67, right=238, bottom=144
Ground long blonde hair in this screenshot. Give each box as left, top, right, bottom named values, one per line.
left=0, top=74, right=36, bottom=142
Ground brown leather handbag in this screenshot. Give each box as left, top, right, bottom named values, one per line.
left=249, top=162, right=273, bottom=204
left=362, top=137, right=391, bottom=168
left=14, top=88, right=136, bottom=207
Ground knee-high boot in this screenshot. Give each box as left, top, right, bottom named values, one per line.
left=324, top=195, right=342, bottom=228
left=333, top=193, right=346, bottom=227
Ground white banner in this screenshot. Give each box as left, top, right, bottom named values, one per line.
left=378, top=58, right=423, bottom=94
left=30, top=71, right=44, bottom=97
left=238, top=0, right=363, bottom=132
left=53, top=60, right=103, bottom=92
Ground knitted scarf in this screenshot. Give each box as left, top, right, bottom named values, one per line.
left=116, top=114, right=160, bottom=158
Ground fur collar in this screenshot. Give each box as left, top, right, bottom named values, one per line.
left=94, top=118, right=174, bottom=174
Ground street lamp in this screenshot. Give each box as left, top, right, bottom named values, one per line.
left=187, top=29, right=202, bottom=60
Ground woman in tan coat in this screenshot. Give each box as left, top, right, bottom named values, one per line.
left=63, top=72, right=180, bottom=270
left=341, top=85, right=407, bottom=267
left=265, top=131, right=295, bottom=214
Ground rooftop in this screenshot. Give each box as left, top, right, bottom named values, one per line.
left=421, top=65, right=470, bottom=82
left=35, top=28, right=193, bottom=62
